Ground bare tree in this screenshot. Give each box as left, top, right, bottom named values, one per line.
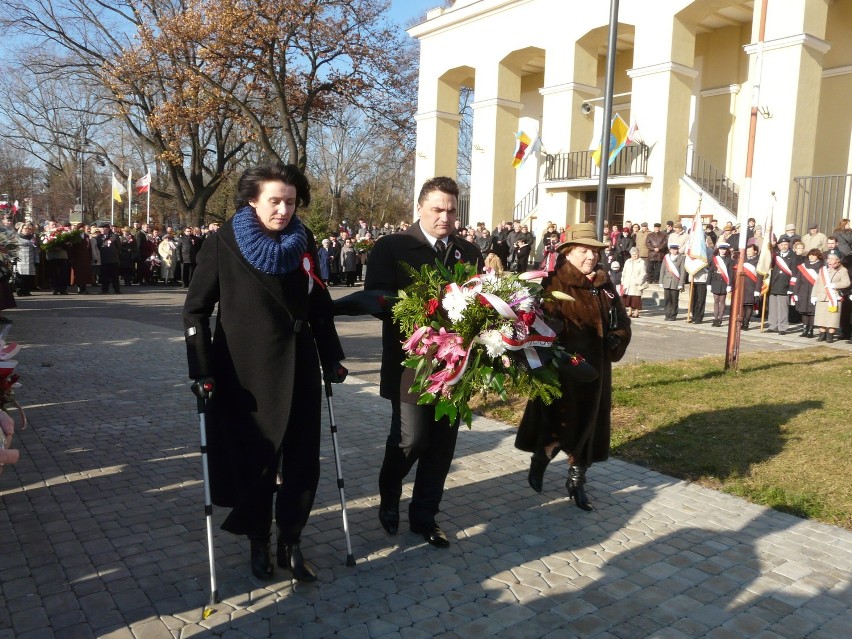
left=0, top=0, right=250, bottom=225
left=166, top=0, right=418, bottom=171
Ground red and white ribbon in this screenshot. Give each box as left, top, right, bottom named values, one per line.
left=742, top=262, right=758, bottom=283
left=664, top=255, right=681, bottom=280
left=820, top=266, right=841, bottom=307
left=774, top=254, right=792, bottom=277
left=714, top=255, right=730, bottom=285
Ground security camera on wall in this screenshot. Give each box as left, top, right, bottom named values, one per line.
left=580, top=102, right=592, bottom=115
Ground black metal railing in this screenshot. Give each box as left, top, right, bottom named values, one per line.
left=513, top=184, right=538, bottom=221
left=457, top=190, right=470, bottom=228
left=687, top=152, right=739, bottom=214
left=544, top=143, right=649, bottom=181
left=793, top=174, right=852, bottom=231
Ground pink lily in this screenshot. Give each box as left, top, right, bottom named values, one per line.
left=401, top=325, right=433, bottom=353
left=519, top=270, right=549, bottom=281
left=431, top=328, right=466, bottom=366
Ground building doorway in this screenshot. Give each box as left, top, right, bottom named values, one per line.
left=582, top=188, right=626, bottom=231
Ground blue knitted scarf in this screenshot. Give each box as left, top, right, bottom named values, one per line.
left=232, top=205, right=307, bottom=275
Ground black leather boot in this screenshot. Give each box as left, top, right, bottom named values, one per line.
left=528, top=447, right=559, bottom=493
left=817, top=332, right=827, bottom=342
left=249, top=537, right=273, bottom=580
left=566, top=465, right=593, bottom=511
left=277, top=541, right=317, bottom=582
left=827, top=333, right=836, bottom=343
left=528, top=453, right=549, bottom=493
left=805, top=326, right=815, bottom=338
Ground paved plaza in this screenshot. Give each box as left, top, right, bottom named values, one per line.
left=0, top=287, right=850, bottom=638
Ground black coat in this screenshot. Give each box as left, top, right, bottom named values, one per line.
left=792, top=259, right=821, bottom=314
left=708, top=254, right=733, bottom=295
left=183, top=219, right=344, bottom=508
left=768, top=250, right=795, bottom=294
left=364, top=221, right=484, bottom=402
left=736, top=256, right=763, bottom=302
left=516, top=260, right=632, bottom=466
left=177, top=233, right=200, bottom=265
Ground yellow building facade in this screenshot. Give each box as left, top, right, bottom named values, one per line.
left=408, top=0, right=852, bottom=240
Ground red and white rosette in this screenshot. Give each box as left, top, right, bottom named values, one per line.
left=301, top=252, right=324, bottom=294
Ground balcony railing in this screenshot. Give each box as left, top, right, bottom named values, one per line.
left=544, top=143, right=649, bottom=181
left=687, top=152, right=739, bottom=214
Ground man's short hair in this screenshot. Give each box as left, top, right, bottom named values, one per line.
left=417, top=177, right=459, bottom=205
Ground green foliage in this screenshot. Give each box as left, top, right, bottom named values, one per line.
left=301, top=208, right=335, bottom=241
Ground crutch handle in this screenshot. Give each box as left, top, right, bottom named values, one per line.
left=191, top=378, right=215, bottom=412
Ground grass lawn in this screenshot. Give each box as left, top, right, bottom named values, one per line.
left=472, top=346, right=852, bottom=530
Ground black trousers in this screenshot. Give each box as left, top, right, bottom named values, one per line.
left=690, top=283, right=707, bottom=322
left=648, top=260, right=662, bottom=283
left=742, top=303, right=755, bottom=328
left=181, top=263, right=195, bottom=288
left=100, top=263, right=121, bottom=292
left=46, top=258, right=69, bottom=293
left=663, top=288, right=681, bottom=319
left=379, top=401, right=459, bottom=527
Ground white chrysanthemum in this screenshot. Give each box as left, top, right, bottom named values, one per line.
left=442, top=287, right=473, bottom=322
left=480, top=271, right=500, bottom=288
left=512, top=291, right=535, bottom=312
left=480, top=329, right=508, bottom=358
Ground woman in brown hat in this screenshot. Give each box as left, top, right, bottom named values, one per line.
left=515, top=223, right=632, bottom=510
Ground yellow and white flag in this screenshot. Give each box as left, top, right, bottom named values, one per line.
left=112, top=174, right=127, bottom=203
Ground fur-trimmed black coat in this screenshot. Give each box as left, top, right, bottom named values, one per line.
left=183, top=218, right=344, bottom=509
left=515, top=258, right=631, bottom=466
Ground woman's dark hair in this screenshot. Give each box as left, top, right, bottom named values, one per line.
left=808, top=249, right=823, bottom=259
left=235, top=162, right=311, bottom=210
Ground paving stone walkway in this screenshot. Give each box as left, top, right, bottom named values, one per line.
left=0, top=302, right=850, bottom=638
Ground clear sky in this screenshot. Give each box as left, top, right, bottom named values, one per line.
left=387, top=0, right=444, bottom=31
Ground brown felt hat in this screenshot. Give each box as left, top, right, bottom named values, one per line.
left=556, top=223, right=609, bottom=252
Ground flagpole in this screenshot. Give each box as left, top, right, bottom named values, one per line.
left=146, top=187, right=150, bottom=226
left=594, top=0, right=619, bottom=241
left=110, top=173, right=115, bottom=226
left=127, top=170, right=133, bottom=227
left=725, top=0, right=768, bottom=371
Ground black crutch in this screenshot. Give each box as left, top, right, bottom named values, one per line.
left=324, top=375, right=356, bottom=567
left=191, top=379, right=220, bottom=619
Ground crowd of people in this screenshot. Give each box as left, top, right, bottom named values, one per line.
left=589, top=216, right=852, bottom=341
left=8, top=209, right=852, bottom=344
left=6, top=217, right=220, bottom=297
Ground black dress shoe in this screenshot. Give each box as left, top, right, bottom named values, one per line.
left=250, top=539, right=273, bottom=580
left=378, top=507, right=399, bottom=535
left=277, top=542, right=317, bottom=582
left=410, top=522, right=450, bottom=548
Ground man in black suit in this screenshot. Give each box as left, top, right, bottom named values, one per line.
left=365, top=177, right=484, bottom=548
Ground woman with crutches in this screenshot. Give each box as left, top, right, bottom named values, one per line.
left=183, top=162, right=346, bottom=582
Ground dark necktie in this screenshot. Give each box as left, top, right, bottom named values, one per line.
left=435, top=240, right=447, bottom=264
